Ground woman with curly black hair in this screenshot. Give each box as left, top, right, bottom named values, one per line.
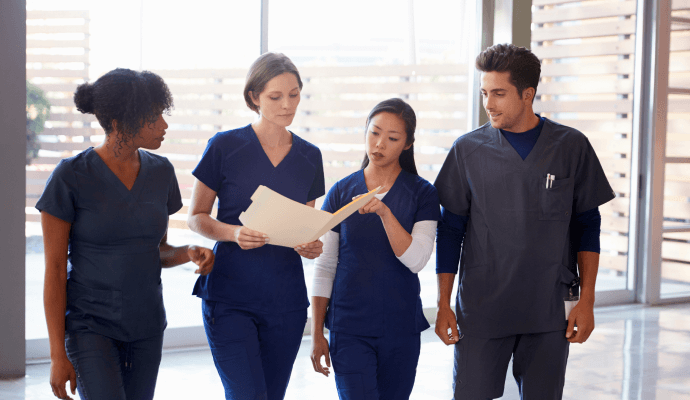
left=37, top=68, right=215, bottom=400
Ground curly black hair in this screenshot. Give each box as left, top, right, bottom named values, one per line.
left=74, top=68, right=173, bottom=149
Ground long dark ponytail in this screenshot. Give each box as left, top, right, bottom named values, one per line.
left=360, top=98, right=418, bottom=176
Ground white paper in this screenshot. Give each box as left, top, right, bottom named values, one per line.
left=239, top=185, right=382, bottom=248
left=565, top=300, right=579, bottom=320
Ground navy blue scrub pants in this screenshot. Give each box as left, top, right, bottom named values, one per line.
left=65, top=330, right=164, bottom=400
left=329, top=331, right=421, bottom=400
left=202, top=300, right=307, bottom=400
left=453, top=330, right=570, bottom=400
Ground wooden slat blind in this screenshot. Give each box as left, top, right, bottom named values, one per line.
left=26, top=4, right=689, bottom=285
left=26, top=54, right=469, bottom=229
left=533, top=0, right=690, bottom=283
left=26, top=10, right=91, bottom=224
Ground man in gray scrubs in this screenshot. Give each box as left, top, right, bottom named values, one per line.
left=434, top=43, right=615, bottom=399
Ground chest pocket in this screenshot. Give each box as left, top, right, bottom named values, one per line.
left=539, top=177, right=574, bottom=221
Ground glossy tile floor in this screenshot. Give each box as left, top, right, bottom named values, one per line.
left=2, top=303, right=690, bottom=399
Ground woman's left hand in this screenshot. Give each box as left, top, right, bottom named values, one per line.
left=187, top=245, right=215, bottom=275
left=358, top=197, right=390, bottom=217
left=294, top=240, right=323, bottom=259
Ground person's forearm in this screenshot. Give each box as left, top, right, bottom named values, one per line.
left=577, top=251, right=599, bottom=305
left=44, top=263, right=68, bottom=360
left=380, top=211, right=413, bottom=257
left=41, top=212, right=71, bottom=361
left=160, top=243, right=191, bottom=268
left=435, top=207, right=467, bottom=274
left=311, top=296, right=330, bottom=339
left=187, top=213, right=237, bottom=243
left=437, top=273, right=456, bottom=309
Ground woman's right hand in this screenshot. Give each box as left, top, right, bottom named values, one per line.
left=310, top=334, right=331, bottom=377
left=50, top=354, right=77, bottom=399
left=233, top=225, right=269, bottom=250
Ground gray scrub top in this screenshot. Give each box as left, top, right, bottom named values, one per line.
left=435, top=118, right=615, bottom=338
left=36, top=148, right=183, bottom=342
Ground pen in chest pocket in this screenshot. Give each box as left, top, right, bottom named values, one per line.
left=545, top=174, right=555, bottom=189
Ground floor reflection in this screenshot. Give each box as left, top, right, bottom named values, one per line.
left=2, top=303, right=689, bottom=399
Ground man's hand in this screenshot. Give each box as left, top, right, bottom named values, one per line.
left=435, top=306, right=460, bottom=345
left=566, top=301, right=595, bottom=343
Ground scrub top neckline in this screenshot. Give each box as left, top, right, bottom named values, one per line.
left=248, top=124, right=297, bottom=169
left=86, top=146, right=148, bottom=199
left=492, top=119, right=550, bottom=170
left=358, top=168, right=403, bottom=199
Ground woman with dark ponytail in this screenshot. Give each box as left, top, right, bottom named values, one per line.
left=309, top=98, right=440, bottom=399
left=37, top=68, right=214, bottom=400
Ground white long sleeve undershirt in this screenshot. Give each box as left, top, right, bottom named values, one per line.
left=312, top=192, right=437, bottom=299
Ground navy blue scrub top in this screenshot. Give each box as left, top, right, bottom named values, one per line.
left=323, top=170, right=440, bottom=337
left=192, top=125, right=325, bottom=313
left=434, top=118, right=615, bottom=338
left=36, top=147, right=183, bottom=342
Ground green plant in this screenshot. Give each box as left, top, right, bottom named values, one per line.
left=26, top=80, right=50, bottom=165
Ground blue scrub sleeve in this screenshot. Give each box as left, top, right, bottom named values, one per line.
left=435, top=206, right=469, bottom=274
left=573, top=137, right=616, bottom=214
left=434, top=145, right=472, bottom=217
left=321, top=182, right=342, bottom=233
left=35, top=159, right=78, bottom=223
left=571, top=207, right=601, bottom=253
left=414, top=182, right=441, bottom=223
left=167, top=169, right=183, bottom=215
left=192, top=134, right=224, bottom=193
left=307, top=150, right=326, bottom=202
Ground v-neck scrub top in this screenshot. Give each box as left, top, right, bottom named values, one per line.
left=434, top=118, right=615, bottom=338
left=36, top=147, right=183, bottom=342
left=191, top=124, right=325, bottom=313
left=322, top=170, right=440, bottom=337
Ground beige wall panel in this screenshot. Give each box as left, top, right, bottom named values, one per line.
left=534, top=100, right=633, bottom=113
left=27, top=10, right=89, bottom=18
left=26, top=54, right=89, bottom=63
left=26, top=39, right=89, bottom=48
left=533, top=1, right=636, bottom=24
left=27, top=24, right=89, bottom=34
left=661, top=261, right=690, bottom=284
left=532, top=20, right=636, bottom=42
left=541, top=60, right=635, bottom=77
left=538, top=79, right=633, bottom=95
left=533, top=40, right=635, bottom=59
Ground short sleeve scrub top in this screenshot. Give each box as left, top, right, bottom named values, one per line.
left=434, top=118, right=615, bottom=338
left=322, top=169, right=440, bottom=337
left=36, top=147, right=183, bottom=342
left=191, top=124, right=325, bottom=313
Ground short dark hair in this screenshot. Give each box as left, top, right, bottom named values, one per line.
left=360, top=98, right=418, bottom=176
left=74, top=68, right=173, bottom=142
left=476, top=43, right=541, bottom=97
left=244, top=52, right=303, bottom=114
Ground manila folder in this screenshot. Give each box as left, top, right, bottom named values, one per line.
left=238, top=185, right=382, bottom=248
